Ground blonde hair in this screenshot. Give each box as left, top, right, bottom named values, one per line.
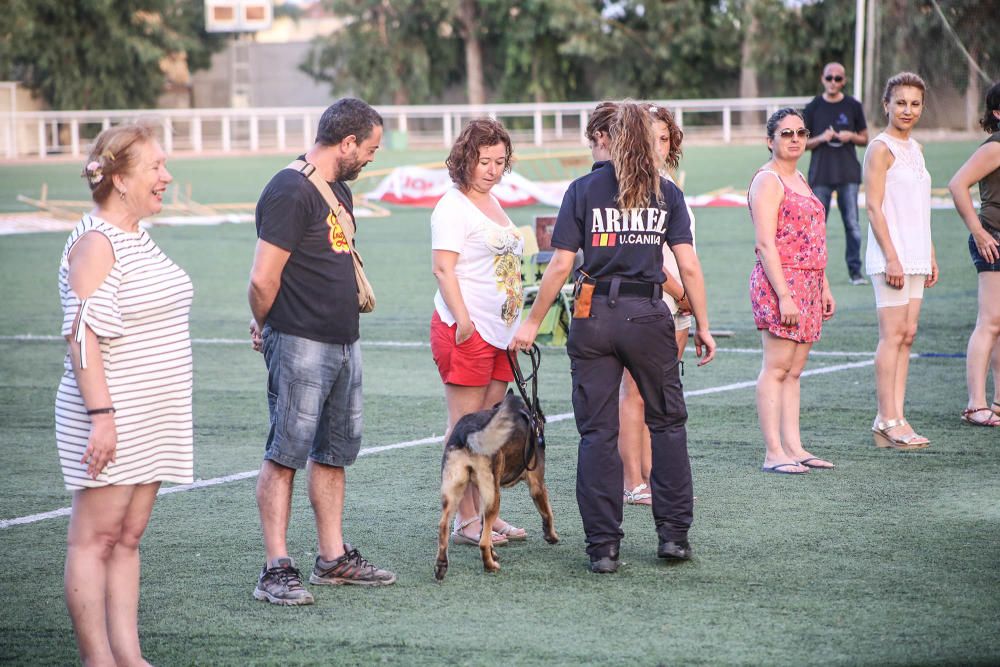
left=609, top=101, right=661, bottom=210
left=82, top=124, right=158, bottom=204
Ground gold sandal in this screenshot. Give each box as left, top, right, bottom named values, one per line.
left=872, top=418, right=930, bottom=450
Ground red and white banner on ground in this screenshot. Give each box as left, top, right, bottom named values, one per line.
left=367, top=167, right=569, bottom=208
left=367, top=166, right=960, bottom=211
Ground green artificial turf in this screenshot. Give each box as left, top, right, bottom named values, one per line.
left=0, top=141, right=997, bottom=666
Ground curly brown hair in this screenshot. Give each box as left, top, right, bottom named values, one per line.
left=609, top=102, right=661, bottom=211
left=82, top=123, right=158, bottom=204
left=646, top=104, right=683, bottom=170
left=445, top=119, right=513, bottom=191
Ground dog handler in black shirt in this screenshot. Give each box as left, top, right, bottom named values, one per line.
left=510, top=101, right=716, bottom=573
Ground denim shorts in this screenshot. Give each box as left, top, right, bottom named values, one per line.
left=261, top=325, right=363, bottom=469
left=969, top=232, right=1000, bottom=273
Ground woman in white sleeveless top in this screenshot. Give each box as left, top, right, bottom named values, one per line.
left=56, top=125, right=193, bottom=664
left=863, top=72, right=938, bottom=450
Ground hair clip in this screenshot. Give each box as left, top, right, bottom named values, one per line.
left=648, top=105, right=659, bottom=113
left=101, top=150, right=116, bottom=162
left=85, top=160, right=104, bottom=185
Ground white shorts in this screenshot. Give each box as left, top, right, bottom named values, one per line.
left=871, top=273, right=926, bottom=308
left=673, top=312, right=693, bottom=331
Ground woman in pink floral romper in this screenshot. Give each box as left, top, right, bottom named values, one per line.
left=749, top=108, right=837, bottom=474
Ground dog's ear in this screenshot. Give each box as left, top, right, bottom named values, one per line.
left=506, top=387, right=515, bottom=398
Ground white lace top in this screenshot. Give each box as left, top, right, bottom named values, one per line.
left=864, top=132, right=933, bottom=276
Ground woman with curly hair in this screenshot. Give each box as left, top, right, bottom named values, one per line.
left=430, top=118, right=527, bottom=546
left=618, top=104, right=697, bottom=505
left=511, top=101, right=715, bottom=573
left=949, top=81, right=1000, bottom=426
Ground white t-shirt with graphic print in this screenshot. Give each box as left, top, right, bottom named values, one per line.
left=432, top=187, right=524, bottom=349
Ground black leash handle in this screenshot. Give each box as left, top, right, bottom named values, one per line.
left=506, top=345, right=544, bottom=472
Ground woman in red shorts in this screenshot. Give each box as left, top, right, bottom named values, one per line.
left=430, top=119, right=527, bottom=545
left=749, top=108, right=837, bottom=474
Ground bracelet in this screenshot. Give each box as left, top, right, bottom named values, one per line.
left=87, top=407, right=116, bottom=415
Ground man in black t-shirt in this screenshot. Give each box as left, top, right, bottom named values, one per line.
left=804, top=62, right=869, bottom=285
left=247, top=98, right=396, bottom=605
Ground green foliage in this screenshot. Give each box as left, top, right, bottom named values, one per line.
left=301, top=0, right=463, bottom=105
left=0, top=0, right=224, bottom=110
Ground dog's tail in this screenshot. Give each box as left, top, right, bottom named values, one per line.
left=467, top=395, right=523, bottom=458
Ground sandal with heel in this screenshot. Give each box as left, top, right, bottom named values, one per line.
left=872, top=417, right=930, bottom=450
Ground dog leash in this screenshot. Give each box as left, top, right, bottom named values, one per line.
left=506, top=344, right=545, bottom=472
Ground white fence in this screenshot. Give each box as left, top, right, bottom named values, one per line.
left=1, top=97, right=812, bottom=159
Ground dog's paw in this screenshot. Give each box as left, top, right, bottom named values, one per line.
left=483, top=561, right=501, bottom=573
left=434, top=560, right=448, bottom=581
left=544, top=532, right=560, bottom=544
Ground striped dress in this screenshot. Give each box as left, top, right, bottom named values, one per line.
left=55, top=215, right=194, bottom=490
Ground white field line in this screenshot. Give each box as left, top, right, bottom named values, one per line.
left=0, top=357, right=880, bottom=530
left=0, top=334, right=874, bottom=357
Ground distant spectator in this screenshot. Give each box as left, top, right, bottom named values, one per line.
left=804, top=62, right=869, bottom=285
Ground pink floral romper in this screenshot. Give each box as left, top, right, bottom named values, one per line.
left=748, top=170, right=828, bottom=343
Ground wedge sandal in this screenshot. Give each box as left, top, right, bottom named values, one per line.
left=872, top=417, right=930, bottom=450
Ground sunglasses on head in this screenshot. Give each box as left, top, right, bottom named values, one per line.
left=777, top=128, right=810, bottom=139
left=825, top=75, right=845, bottom=82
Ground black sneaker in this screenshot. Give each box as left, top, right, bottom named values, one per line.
left=253, top=557, right=315, bottom=605
left=309, top=544, right=397, bottom=586
left=588, top=546, right=622, bottom=574
left=657, top=539, right=693, bottom=561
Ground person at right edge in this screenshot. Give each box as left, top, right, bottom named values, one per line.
left=510, top=101, right=716, bottom=574
left=804, top=62, right=869, bottom=286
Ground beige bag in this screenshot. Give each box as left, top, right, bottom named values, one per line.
left=288, top=160, right=376, bottom=313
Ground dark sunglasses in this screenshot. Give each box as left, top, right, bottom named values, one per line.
left=777, top=128, right=810, bottom=139
left=824, top=75, right=845, bottom=82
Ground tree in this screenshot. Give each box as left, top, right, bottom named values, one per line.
left=0, top=0, right=223, bottom=110
left=301, top=0, right=461, bottom=105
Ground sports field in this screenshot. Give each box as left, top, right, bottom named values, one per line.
left=1, top=140, right=998, bottom=666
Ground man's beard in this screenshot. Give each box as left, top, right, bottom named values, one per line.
left=337, top=157, right=366, bottom=182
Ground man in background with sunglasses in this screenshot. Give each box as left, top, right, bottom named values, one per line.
left=804, top=62, right=869, bottom=285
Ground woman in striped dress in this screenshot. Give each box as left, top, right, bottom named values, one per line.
left=55, top=124, right=193, bottom=665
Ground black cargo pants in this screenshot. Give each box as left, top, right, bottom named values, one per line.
left=567, top=280, right=693, bottom=559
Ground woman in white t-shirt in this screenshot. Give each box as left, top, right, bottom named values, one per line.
left=618, top=104, right=697, bottom=505
left=430, top=119, right=526, bottom=546
left=863, top=72, right=939, bottom=449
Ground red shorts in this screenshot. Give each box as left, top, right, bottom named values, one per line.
left=430, top=311, right=514, bottom=386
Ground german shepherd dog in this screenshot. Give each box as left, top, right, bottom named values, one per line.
left=434, top=392, right=559, bottom=581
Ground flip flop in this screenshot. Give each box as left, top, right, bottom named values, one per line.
left=761, top=462, right=808, bottom=475
left=798, top=456, right=835, bottom=469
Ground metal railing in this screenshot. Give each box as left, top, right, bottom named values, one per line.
left=1, top=96, right=813, bottom=159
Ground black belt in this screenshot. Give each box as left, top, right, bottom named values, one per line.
left=593, top=281, right=660, bottom=298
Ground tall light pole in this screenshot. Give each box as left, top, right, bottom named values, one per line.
left=853, top=0, right=865, bottom=101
